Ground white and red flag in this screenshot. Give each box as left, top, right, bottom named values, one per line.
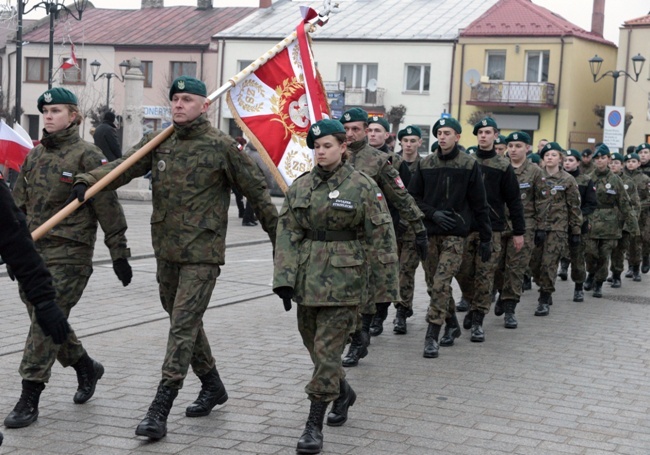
left=0, top=120, right=33, bottom=172
left=60, top=43, right=78, bottom=70
left=227, top=8, right=330, bottom=191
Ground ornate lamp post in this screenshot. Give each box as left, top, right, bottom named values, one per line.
left=589, top=53, right=646, bottom=105
left=90, top=60, right=129, bottom=108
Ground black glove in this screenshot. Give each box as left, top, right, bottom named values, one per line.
left=274, top=286, right=293, bottom=311
left=396, top=220, right=409, bottom=237
left=431, top=210, right=457, bottom=231
left=33, top=301, right=70, bottom=345
left=113, top=258, right=132, bottom=286
left=415, top=231, right=429, bottom=262
left=479, top=241, right=492, bottom=263
left=569, top=234, right=581, bottom=247
left=64, top=182, right=88, bottom=205
left=534, top=230, right=547, bottom=247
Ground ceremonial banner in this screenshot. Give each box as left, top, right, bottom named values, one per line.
left=227, top=9, right=330, bottom=191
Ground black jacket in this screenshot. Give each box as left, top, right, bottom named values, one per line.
left=93, top=121, right=122, bottom=162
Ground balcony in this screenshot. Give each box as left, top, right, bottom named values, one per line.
left=468, top=81, right=556, bottom=108
left=345, top=87, right=385, bottom=107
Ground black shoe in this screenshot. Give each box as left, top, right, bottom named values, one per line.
left=633, top=265, right=642, bottom=282
left=242, top=220, right=257, bottom=226
left=3, top=380, right=45, bottom=428
left=72, top=354, right=104, bottom=404
left=606, top=275, right=613, bottom=283
left=643, top=256, right=650, bottom=274
left=584, top=274, right=594, bottom=291
left=558, top=259, right=568, bottom=281
left=326, top=379, right=356, bottom=427
left=470, top=311, right=485, bottom=342
left=573, top=289, right=584, bottom=302
left=135, top=384, right=178, bottom=440
left=456, top=297, right=470, bottom=312
left=369, top=303, right=389, bottom=336
left=439, top=313, right=461, bottom=347
left=522, top=275, right=532, bottom=291
left=534, top=292, right=551, bottom=316
left=611, top=274, right=622, bottom=288
left=342, top=331, right=367, bottom=367
left=393, top=305, right=408, bottom=335
left=462, top=310, right=473, bottom=330
left=503, top=300, right=518, bottom=329
left=423, top=323, right=441, bottom=358
left=494, top=297, right=505, bottom=316
left=297, top=401, right=328, bottom=454
left=625, top=268, right=634, bottom=278
left=186, top=366, right=228, bottom=417
left=0, top=430, right=3, bottom=447
left=592, top=283, right=603, bottom=298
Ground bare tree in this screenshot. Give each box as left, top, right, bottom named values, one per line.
left=386, top=104, right=407, bottom=133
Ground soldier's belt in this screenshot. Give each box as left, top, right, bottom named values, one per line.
left=304, top=230, right=358, bottom=241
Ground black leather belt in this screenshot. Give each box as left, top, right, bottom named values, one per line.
left=304, top=230, right=357, bottom=241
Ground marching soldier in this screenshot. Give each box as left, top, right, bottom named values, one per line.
left=624, top=152, right=650, bottom=281
left=71, top=77, right=278, bottom=440
left=636, top=143, right=650, bottom=272
left=494, top=134, right=507, bottom=156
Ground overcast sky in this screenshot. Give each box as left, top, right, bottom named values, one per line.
left=11, top=0, right=650, bottom=45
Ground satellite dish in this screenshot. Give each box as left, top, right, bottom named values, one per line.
left=464, top=69, right=481, bottom=87
left=366, top=78, right=378, bottom=92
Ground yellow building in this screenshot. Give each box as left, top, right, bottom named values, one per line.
left=451, top=0, right=617, bottom=151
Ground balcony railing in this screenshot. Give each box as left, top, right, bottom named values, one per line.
left=345, top=88, right=385, bottom=107
left=468, top=81, right=556, bottom=107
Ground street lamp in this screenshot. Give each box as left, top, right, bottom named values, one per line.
left=90, top=60, right=129, bottom=108
left=589, top=53, right=646, bottom=105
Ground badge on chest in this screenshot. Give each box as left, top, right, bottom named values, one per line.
left=60, top=171, right=73, bottom=184
left=331, top=198, right=355, bottom=211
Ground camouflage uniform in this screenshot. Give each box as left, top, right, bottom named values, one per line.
left=12, top=125, right=130, bottom=382
left=530, top=169, right=582, bottom=294
left=273, top=162, right=398, bottom=402
left=627, top=168, right=650, bottom=269
left=610, top=173, right=640, bottom=275
left=76, top=115, right=278, bottom=389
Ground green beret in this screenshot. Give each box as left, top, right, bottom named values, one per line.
left=495, top=135, right=507, bottom=145
left=430, top=141, right=438, bottom=153
left=432, top=117, right=462, bottom=136
left=611, top=152, right=624, bottom=162
left=625, top=153, right=640, bottom=162
left=593, top=143, right=611, bottom=158
left=367, top=115, right=390, bottom=132
left=566, top=149, right=582, bottom=161
left=472, top=117, right=498, bottom=135
left=306, top=119, right=345, bottom=149
left=169, top=76, right=207, bottom=100
left=398, top=125, right=421, bottom=140
left=505, top=131, right=531, bottom=145
left=636, top=143, right=650, bottom=153
left=528, top=153, right=541, bottom=164
left=540, top=141, right=564, bottom=158
left=37, top=87, right=77, bottom=113
left=339, top=107, right=368, bottom=124
left=466, top=145, right=477, bottom=155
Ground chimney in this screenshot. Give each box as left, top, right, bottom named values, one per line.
left=141, top=0, right=164, bottom=8
left=591, top=0, right=605, bottom=37
left=260, top=0, right=272, bottom=8
left=197, top=0, right=212, bottom=9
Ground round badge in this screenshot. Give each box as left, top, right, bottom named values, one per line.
left=521, top=193, right=527, bottom=199
left=624, top=184, right=629, bottom=190
left=605, top=183, right=611, bottom=189
left=551, top=189, right=557, bottom=195
left=328, top=190, right=339, bottom=199
left=157, top=160, right=166, bottom=172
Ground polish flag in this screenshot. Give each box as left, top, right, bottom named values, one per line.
left=226, top=8, right=330, bottom=191
left=0, top=120, right=33, bottom=172
left=60, top=43, right=77, bottom=70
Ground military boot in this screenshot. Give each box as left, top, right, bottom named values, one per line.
left=592, top=282, right=603, bottom=298
left=584, top=274, right=595, bottom=291
left=463, top=309, right=474, bottom=330
left=439, top=313, right=461, bottom=347
left=135, top=383, right=178, bottom=440
left=0, top=430, right=3, bottom=447
left=369, top=302, right=390, bottom=336
left=186, top=366, right=228, bottom=417
left=573, top=283, right=584, bottom=302
left=71, top=353, right=104, bottom=404
left=4, top=380, right=45, bottom=428
left=633, top=265, right=642, bottom=282
left=625, top=267, right=634, bottom=278
left=522, top=274, right=532, bottom=291
left=326, top=379, right=356, bottom=427
left=642, top=255, right=650, bottom=274
left=558, top=258, right=569, bottom=281
left=297, top=400, right=328, bottom=454
left=456, top=297, right=470, bottom=312
left=534, top=292, right=551, bottom=316
left=393, top=305, right=408, bottom=335
left=503, top=300, right=518, bottom=329
left=470, top=311, right=485, bottom=342
left=611, top=273, right=622, bottom=288
left=423, top=323, right=441, bottom=358
left=360, top=314, right=372, bottom=347
left=342, top=331, right=368, bottom=367
left=494, top=296, right=505, bottom=316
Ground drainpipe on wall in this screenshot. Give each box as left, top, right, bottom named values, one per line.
left=553, top=36, right=565, bottom=141
left=448, top=40, right=457, bottom=119
left=457, top=43, right=465, bottom=121
left=622, top=28, right=632, bottom=108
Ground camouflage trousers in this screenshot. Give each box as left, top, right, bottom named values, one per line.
left=585, top=238, right=618, bottom=283
left=641, top=210, right=650, bottom=256
left=157, top=260, right=219, bottom=389
left=530, top=231, right=567, bottom=294
left=626, top=234, right=643, bottom=267
left=394, top=237, right=425, bottom=311
left=495, top=229, right=535, bottom=302
left=611, top=232, right=632, bottom=275
left=422, top=235, right=465, bottom=325
left=568, top=239, right=587, bottom=284
left=19, top=264, right=91, bottom=383
left=297, top=304, right=356, bottom=403
left=456, top=231, right=502, bottom=315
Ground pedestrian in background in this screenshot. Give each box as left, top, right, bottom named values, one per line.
left=93, top=111, right=122, bottom=162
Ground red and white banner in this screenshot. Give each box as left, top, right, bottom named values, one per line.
left=60, top=43, right=78, bottom=70
left=0, top=120, right=33, bottom=172
left=227, top=9, right=330, bottom=190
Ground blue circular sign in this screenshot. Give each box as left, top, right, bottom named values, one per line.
left=608, top=110, right=622, bottom=127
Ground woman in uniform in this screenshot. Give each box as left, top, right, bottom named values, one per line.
left=273, top=119, right=398, bottom=454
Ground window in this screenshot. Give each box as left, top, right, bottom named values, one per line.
left=486, top=51, right=506, bottom=80
left=238, top=60, right=253, bottom=72
left=526, top=51, right=549, bottom=82
left=170, top=61, right=197, bottom=81
left=404, top=64, right=430, bottom=93
left=26, top=58, right=48, bottom=83
left=62, top=58, right=86, bottom=85
left=339, top=63, right=378, bottom=103
left=141, top=61, right=153, bottom=88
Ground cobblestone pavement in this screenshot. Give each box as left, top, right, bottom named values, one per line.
left=0, top=199, right=649, bottom=454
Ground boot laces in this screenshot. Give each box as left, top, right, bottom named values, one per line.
left=13, top=388, right=40, bottom=413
